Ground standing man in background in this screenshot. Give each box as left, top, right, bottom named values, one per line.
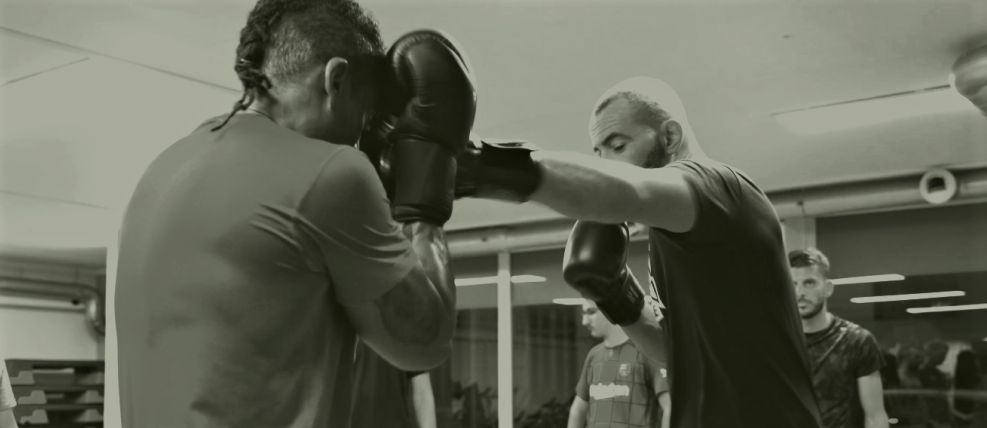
left=351, top=340, right=437, bottom=428
left=567, top=300, right=670, bottom=428
left=790, top=248, right=889, bottom=428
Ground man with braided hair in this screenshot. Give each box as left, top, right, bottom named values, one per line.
left=114, top=0, right=476, bottom=426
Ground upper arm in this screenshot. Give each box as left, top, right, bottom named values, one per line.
left=628, top=167, right=696, bottom=233
left=301, top=147, right=418, bottom=306
left=648, top=361, right=670, bottom=397
left=857, top=371, right=887, bottom=415
left=575, top=353, right=593, bottom=400
left=303, top=148, right=449, bottom=370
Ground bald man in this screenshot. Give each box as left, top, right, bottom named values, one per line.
left=456, top=77, right=822, bottom=428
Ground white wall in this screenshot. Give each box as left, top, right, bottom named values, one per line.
left=0, top=260, right=101, bottom=360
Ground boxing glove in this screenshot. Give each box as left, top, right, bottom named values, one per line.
left=380, top=29, right=477, bottom=225
left=455, top=135, right=543, bottom=202
left=359, top=115, right=396, bottom=201
left=562, top=221, right=645, bottom=326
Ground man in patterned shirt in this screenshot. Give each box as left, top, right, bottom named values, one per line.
left=568, top=300, right=670, bottom=428
left=790, top=248, right=889, bottom=428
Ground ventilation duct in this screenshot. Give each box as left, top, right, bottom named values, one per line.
left=447, top=167, right=987, bottom=258
left=0, top=276, right=104, bottom=336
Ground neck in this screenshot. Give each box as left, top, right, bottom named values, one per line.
left=603, top=328, right=629, bottom=347
left=252, top=97, right=301, bottom=130
left=672, top=131, right=708, bottom=163
left=802, top=310, right=832, bottom=334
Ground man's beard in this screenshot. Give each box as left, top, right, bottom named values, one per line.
left=799, top=300, right=824, bottom=320
left=644, top=141, right=672, bottom=169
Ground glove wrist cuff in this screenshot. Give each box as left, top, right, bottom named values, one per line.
left=390, top=138, right=457, bottom=225
left=596, top=272, right=645, bottom=326
left=457, top=141, right=543, bottom=202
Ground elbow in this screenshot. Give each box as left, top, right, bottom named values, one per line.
left=393, top=312, right=456, bottom=372
left=391, top=342, right=452, bottom=372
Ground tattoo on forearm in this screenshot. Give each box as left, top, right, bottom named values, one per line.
left=375, top=272, right=443, bottom=345
left=373, top=222, right=453, bottom=346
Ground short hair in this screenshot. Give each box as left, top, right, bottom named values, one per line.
left=788, top=248, right=831, bottom=278
left=594, top=91, right=673, bottom=132
left=213, top=0, right=385, bottom=131
left=591, top=76, right=688, bottom=132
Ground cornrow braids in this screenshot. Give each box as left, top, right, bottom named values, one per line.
left=212, top=0, right=281, bottom=132
left=212, top=0, right=384, bottom=132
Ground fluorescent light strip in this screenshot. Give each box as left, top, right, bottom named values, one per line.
left=775, top=87, right=971, bottom=136
left=851, top=291, right=965, bottom=304
left=831, top=274, right=905, bottom=285
left=552, top=298, right=585, bottom=306
left=907, top=303, right=987, bottom=314
left=0, top=296, right=84, bottom=311
left=454, top=275, right=546, bottom=287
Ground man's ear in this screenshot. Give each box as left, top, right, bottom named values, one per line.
left=825, top=280, right=835, bottom=298
left=323, top=57, right=350, bottom=98
left=659, top=119, right=685, bottom=153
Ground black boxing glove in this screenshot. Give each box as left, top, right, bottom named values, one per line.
left=454, top=135, right=543, bottom=203
left=562, top=221, right=645, bottom=326
left=380, top=29, right=477, bottom=225
left=359, top=115, right=396, bottom=201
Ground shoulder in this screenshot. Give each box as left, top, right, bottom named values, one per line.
left=309, top=145, right=377, bottom=186
left=838, top=318, right=874, bottom=339
left=837, top=318, right=879, bottom=348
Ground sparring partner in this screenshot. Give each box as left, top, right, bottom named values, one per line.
left=457, top=76, right=822, bottom=427
left=790, top=249, right=889, bottom=428
left=568, top=299, right=670, bottom=428
left=351, top=339, right=436, bottom=428
left=114, top=1, right=475, bottom=427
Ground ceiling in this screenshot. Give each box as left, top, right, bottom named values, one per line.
left=1, top=0, right=986, bottom=266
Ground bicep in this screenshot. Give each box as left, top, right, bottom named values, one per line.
left=344, top=267, right=450, bottom=372
left=630, top=168, right=696, bottom=233
left=857, top=371, right=887, bottom=414
left=303, top=148, right=418, bottom=306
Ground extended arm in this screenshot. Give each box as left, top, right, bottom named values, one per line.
left=532, top=151, right=695, bottom=232
left=456, top=141, right=695, bottom=232
left=857, top=371, right=890, bottom=428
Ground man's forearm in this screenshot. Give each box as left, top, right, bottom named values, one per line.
left=410, top=373, right=437, bottom=428
left=529, top=151, right=642, bottom=224
left=566, top=406, right=587, bottom=428
left=402, top=222, right=457, bottom=343
left=622, top=296, right=668, bottom=365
